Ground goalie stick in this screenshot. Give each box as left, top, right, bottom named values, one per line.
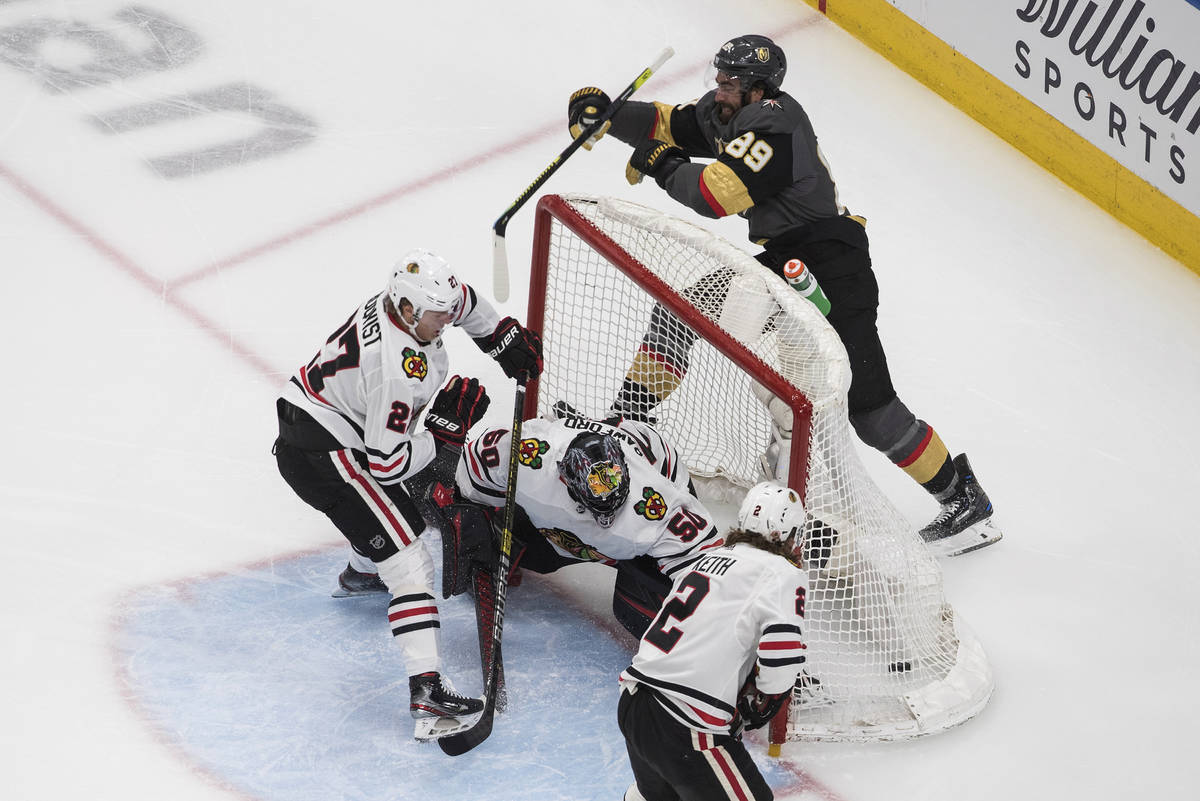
left=490, top=46, right=674, bottom=302
left=438, top=381, right=527, bottom=756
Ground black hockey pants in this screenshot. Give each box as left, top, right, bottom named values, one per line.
left=273, top=399, right=425, bottom=563
left=618, top=684, right=773, bottom=801
left=758, top=215, right=897, bottom=417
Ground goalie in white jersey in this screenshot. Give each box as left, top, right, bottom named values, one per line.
left=618, top=482, right=809, bottom=801
left=452, top=407, right=725, bottom=636
left=272, top=248, right=542, bottom=737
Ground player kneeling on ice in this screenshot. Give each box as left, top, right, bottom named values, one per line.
left=617, top=481, right=809, bottom=801
left=272, top=248, right=542, bottom=739
left=440, top=404, right=724, bottom=640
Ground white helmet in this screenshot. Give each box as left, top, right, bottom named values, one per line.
left=387, top=248, right=463, bottom=323
left=736, top=481, right=806, bottom=545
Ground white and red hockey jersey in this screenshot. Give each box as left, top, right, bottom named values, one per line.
left=619, top=543, right=808, bottom=736
left=281, top=286, right=499, bottom=486
left=455, top=416, right=721, bottom=574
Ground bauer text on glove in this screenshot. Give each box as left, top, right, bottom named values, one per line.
left=473, top=317, right=543, bottom=381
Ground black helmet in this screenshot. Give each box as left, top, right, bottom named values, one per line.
left=712, top=34, right=787, bottom=95
left=558, top=432, right=629, bottom=528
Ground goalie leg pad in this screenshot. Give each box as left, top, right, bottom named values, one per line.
left=440, top=503, right=497, bottom=599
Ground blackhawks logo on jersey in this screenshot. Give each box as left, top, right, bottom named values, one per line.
left=634, top=486, right=667, bottom=521
left=401, top=347, right=428, bottom=380
left=540, top=527, right=613, bottom=563
left=518, top=437, right=550, bottom=468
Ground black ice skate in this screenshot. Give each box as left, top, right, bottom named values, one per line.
left=410, top=672, right=484, bottom=741
left=330, top=563, right=387, bottom=598
left=919, top=454, right=1002, bottom=557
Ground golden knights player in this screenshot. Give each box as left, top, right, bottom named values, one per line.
left=618, top=481, right=809, bottom=801
left=567, top=35, right=1000, bottom=557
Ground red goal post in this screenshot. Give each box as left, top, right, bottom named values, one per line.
left=524, top=193, right=993, bottom=746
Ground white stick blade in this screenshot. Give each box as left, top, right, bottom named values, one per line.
left=650, top=46, right=675, bottom=71
left=492, top=232, right=510, bottom=303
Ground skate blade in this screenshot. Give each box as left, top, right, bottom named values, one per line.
left=330, top=584, right=388, bottom=598
left=413, top=711, right=484, bottom=742
left=924, top=518, right=1003, bottom=558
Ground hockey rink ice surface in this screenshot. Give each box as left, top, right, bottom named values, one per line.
left=3, top=1, right=1199, bottom=799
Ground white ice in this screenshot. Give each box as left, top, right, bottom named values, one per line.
left=2, top=1, right=1198, bottom=800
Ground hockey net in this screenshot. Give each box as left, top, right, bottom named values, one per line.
left=525, top=194, right=993, bottom=744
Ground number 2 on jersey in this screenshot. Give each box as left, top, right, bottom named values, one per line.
left=644, top=572, right=710, bottom=652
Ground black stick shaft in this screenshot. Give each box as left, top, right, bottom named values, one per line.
left=437, top=381, right=526, bottom=756
left=493, top=47, right=674, bottom=239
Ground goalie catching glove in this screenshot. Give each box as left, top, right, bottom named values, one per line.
left=567, top=87, right=612, bottom=150
left=473, top=316, right=543, bottom=382
left=625, top=139, right=689, bottom=188
left=736, top=670, right=791, bottom=731
left=425, top=376, right=490, bottom=449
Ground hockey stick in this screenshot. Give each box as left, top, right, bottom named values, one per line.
left=438, top=380, right=527, bottom=756
left=490, top=46, right=674, bottom=302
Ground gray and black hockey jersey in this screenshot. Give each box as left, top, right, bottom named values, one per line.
left=610, top=92, right=845, bottom=242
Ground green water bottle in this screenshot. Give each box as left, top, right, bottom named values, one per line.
left=783, top=259, right=831, bottom=316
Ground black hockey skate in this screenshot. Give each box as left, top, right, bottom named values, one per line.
left=410, top=672, right=485, bottom=741
left=919, top=454, right=1002, bottom=557
left=330, top=563, right=387, bottom=598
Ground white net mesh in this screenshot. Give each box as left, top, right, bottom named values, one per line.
left=530, top=194, right=993, bottom=742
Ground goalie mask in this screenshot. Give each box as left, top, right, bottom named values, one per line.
left=387, top=248, right=463, bottom=327
left=558, top=432, right=630, bottom=528
left=736, top=481, right=806, bottom=546
left=710, top=34, right=787, bottom=96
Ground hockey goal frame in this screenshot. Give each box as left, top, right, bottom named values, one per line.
left=525, top=194, right=809, bottom=748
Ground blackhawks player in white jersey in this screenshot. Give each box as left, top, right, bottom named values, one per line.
left=618, top=482, right=809, bottom=801
left=273, top=248, right=542, bottom=738
left=452, top=409, right=725, bottom=636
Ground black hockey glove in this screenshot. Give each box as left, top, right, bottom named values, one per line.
left=626, top=139, right=689, bottom=188
left=473, top=316, right=543, bottom=381
left=425, top=375, right=490, bottom=448
left=568, top=86, right=612, bottom=150
left=735, top=673, right=791, bottom=731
